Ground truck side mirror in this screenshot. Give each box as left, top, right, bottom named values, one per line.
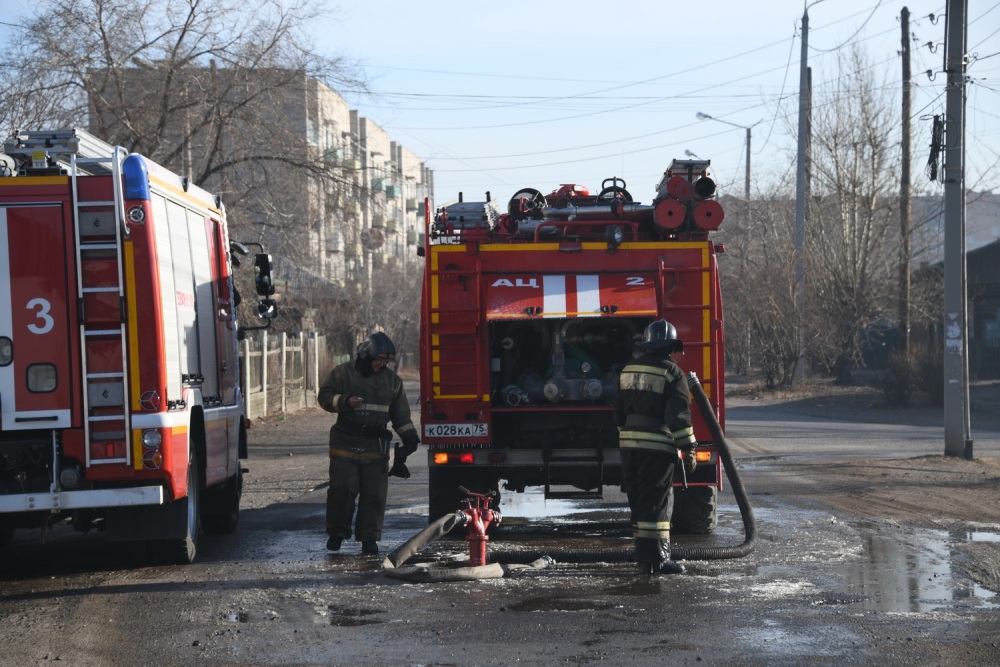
left=257, top=299, right=277, bottom=320
left=254, top=253, right=275, bottom=296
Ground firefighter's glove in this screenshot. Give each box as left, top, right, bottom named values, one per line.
left=398, top=433, right=420, bottom=459
left=681, top=447, right=698, bottom=475
left=388, top=445, right=411, bottom=479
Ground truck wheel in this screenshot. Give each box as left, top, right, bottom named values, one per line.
left=169, top=451, right=201, bottom=564
left=201, top=466, right=242, bottom=535
left=0, top=521, right=12, bottom=547
left=671, top=486, right=717, bottom=535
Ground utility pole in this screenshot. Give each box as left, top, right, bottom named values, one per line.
left=899, top=7, right=912, bottom=352
left=942, top=0, right=971, bottom=459
left=794, top=2, right=819, bottom=381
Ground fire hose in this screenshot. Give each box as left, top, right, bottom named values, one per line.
left=383, top=495, right=553, bottom=582
left=382, top=372, right=755, bottom=580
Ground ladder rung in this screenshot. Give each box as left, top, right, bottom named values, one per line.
left=89, top=415, right=125, bottom=422
left=82, top=286, right=119, bottom=293
left=85, top=328, right=123, bottom=336
left=78, top=200, right=115, bottom=207
left=88, top=372, right=124, bottom=379
left=80, top=243, right=118, bottom=250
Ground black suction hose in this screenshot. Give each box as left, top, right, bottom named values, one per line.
left=672, top=372, right=756, bottom=560
left=489, top=372, right=756, bottom=563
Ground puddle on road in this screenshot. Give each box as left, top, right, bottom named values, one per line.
left=325, top=605, right=384, bottom=627
left=746, top=507, right=999, bottom=613
left=460, top=491, right=1000, bottom=614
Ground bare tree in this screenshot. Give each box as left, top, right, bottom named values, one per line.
left=801, top=47, right=901, bottom=383
left=2, top=0, right=370, bottom=329
left=718, top=183, right=801, bottom=388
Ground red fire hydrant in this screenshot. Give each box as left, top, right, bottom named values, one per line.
left=459, top=487, right=502, bottom=567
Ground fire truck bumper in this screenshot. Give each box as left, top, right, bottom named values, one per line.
left=0, top=486, right=164, bottom=513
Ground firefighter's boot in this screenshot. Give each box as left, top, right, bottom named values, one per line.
left=657, top=539, right=685, bottom=575
left=635, top=537, right=664, bottom=575
left=636, top=537, right=685, bottom=575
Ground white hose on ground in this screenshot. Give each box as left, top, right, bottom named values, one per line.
left=382, top=511, right=553, bottom=582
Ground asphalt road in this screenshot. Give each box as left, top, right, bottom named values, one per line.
left=1, top=390, right=998, bottom=666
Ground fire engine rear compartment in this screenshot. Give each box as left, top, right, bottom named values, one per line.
left=423, top=243, right=725, bottom=532
left=421, top=166, right=728, bottom=533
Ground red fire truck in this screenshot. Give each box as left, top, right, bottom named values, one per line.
left=419, top=162, right=726, bottom=533
left=0, top=128, right=275, bottom=563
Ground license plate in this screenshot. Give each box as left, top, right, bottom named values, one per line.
left=424, top=423, right=489, bottom=438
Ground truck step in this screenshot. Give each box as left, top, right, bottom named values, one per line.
left=543, top=489, right=604, bottom=500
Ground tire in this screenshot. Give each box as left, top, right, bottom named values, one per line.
left=671, top=485, right=717, bottom=535
left=169, top=451, right=201, bottom=564
left=201, top=466, right=242, bottom=535
left=0, top=521, right=12, bottom=547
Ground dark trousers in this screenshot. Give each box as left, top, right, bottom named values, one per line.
left=326, top=456, right=389, bottom=542
left=621, top=448, right=676, bottom=563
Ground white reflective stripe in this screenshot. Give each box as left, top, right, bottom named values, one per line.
left=542, top=275, right=566, bottom=318
left=671, top=426, right=695, bottom=441
left=360, top=403, right=391, bottom=413
left=634, top=521, right=671, bottom=539
left=396, top=422, right=417, bottom=434
left=619, top=430, right=671, bottom=444
left=131, top=412, right=190, bottom=429
left=620, top=434, right=680, bottom=455
left=0, top=211, right=13, bottom=422
left=0, top=486, right=164, bottom=512
left=577, top=275, right=601, bottom=316
left=636, top=521, right=671, bottom=531
left=6, top=409, right=71, bottom=429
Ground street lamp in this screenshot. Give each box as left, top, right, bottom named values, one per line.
left=695, top=112, right=752, bottom=209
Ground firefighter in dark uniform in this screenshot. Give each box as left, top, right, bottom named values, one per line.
left=615, top=320, right=697, bottom=575
left=317, top=332, right=419, bottom=554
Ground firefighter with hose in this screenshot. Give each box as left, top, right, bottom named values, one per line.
left=318, top=332, right=420, bottom=555
left=616, top=320, right=698, bottom=575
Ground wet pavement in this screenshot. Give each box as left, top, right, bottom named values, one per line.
left=1, top=393, right=999, bottom=665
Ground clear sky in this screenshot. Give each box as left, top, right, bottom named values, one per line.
left=324, top=0, right=1000, bottom=206
left=3, top=1, right=998, bottom=207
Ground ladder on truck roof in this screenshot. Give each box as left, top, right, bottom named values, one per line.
left=3, top=128, right=120, bottom=176
left=54, top=132, right=133, bottom=467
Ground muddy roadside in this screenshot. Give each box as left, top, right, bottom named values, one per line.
left=726, top=378, right=1000, bottom=595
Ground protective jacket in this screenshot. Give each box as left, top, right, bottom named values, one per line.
left=318, top=361, right=418, bottom=461
left=615, top=352, right=696, bottom=453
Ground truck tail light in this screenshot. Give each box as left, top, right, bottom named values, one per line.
left=432, top=452, right=476, bottom=465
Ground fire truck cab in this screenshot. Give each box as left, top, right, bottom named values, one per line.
left=419, top=165, right=726, bottom=534
left=0, top=128, right=275, bottom=563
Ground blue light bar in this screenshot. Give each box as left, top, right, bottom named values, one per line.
left=122, top=154, right=150, bottom=200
